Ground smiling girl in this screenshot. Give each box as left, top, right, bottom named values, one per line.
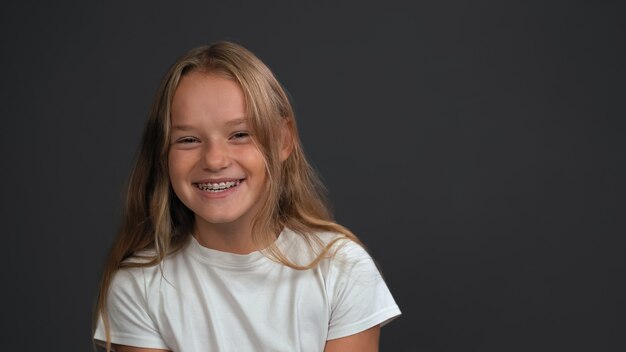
left=93, top=41, right=400, bottom=352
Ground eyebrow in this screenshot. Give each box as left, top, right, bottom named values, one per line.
left=171, top=118, right=248, bottom=131
left=225, top=118, right=248, bottom=127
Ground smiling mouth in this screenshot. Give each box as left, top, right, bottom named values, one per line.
left=194, top=179, right=243, bottom=192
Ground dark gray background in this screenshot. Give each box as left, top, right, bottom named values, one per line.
left=1, top=1, right=624, bottom=351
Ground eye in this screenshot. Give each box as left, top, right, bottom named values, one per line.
left=230, top=131, right=251, bottom=142
left=175, top=136, right=200, bottom=144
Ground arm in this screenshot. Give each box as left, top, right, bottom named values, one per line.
left=324, top=325, right=380, bottom=352
left=94, top=269, right=172, bottom=351
left=113, top=345, right=170, bottom=352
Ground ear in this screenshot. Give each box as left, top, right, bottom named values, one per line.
left=279, top=118, right=294, bottom=162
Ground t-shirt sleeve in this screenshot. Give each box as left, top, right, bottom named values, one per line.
left=326, top=240, right=402, bottom=340
left=93, top=268, right=170, bottom=350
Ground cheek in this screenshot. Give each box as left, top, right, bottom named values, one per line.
left=167, top=151, right=190, bottom=181
left=246, top=151, right=269, bottom=179
left=233, top=144, right=268, bottom=176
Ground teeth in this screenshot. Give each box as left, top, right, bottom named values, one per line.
left=195, top=180, right=241, bottom=192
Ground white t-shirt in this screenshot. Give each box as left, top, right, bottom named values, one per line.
left=94, top=228, right=401, bottom=351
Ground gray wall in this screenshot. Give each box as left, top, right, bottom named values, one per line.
left=1, top=1, right=624, bottom=351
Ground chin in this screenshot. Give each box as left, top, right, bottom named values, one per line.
left=195, top=212, right=245, bottom=225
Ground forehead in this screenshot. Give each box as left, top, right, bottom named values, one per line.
left=171, top=71, right=246, bottom=122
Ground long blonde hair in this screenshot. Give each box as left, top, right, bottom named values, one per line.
left=94, top=41, right=361, bottom=351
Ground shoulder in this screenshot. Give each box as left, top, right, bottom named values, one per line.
left=305, top=229, right=370, bottom=262
left=107, top=266, right=148, bottom=304
left=279, top=227, right=371, bottom=269
left=122, top=246, right=161, bottom=265
left=110, top=249, right=185, bottom=297
left=305, top=229, right=401, bottom=339
left=118, top=240, right=190, bottom=274
left=281, top=227, right=357, bottom=249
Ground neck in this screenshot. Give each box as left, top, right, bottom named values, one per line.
left=193, top=219, right=258, bottom=254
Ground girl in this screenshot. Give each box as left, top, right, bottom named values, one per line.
left=93, top=41, right=400, bottom=352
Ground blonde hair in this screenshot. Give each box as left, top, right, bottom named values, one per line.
left=94, top=41, right=361, bottom=351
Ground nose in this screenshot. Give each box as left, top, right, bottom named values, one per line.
left=202, top=140, right=231, bottom=171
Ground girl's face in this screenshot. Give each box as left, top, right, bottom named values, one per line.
left=168, top=71, right=268, bottom=237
